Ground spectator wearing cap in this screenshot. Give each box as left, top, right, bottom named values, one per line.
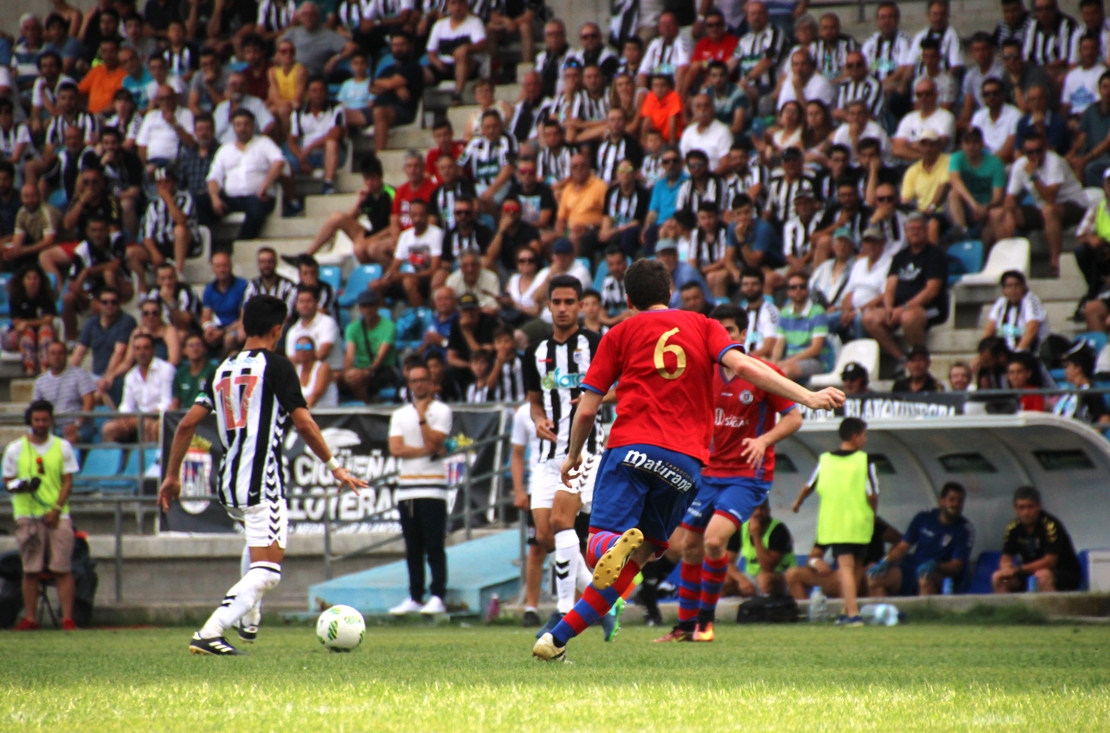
left=862, top=213, right=949, bottom=363
left=774, top=272, right=833, bottom=381
left=899, top=127, right=950, bottom=244
left=947, top=127, right=1005, bottom=240
left=1054, top=343, right=1110, bottom=425
left=653, top=238, right=709, bottom=309
left=206, top=108, right=286, bottom=242
left=537, top=237, right=592, bottom=294
left=447, top=292, right=499, bottom=381
left=127, top=165, right=197, bottom=293
left=987, top=132, right=1087, bottom=278
left=840, top=362, right=871, bottom=395
left=808, top=227, right=856, bottom=329
left=839, top=227, right=892, bottom=339
left=892, top=346, right=944, bottom=392
left=339, top=290, right=399, bottom=404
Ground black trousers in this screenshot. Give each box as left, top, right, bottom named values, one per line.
left=398, top=497, right=448, bottom=602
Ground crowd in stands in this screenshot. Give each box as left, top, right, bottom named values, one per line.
left=2, top=0, right=1110, bottom=433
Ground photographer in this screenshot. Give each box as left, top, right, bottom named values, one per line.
left=3, top=401, right=81, bottom=631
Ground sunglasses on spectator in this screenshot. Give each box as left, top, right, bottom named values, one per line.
left=846, top=62, right=863, bottom=69
left=142, top=309, right=160, bottom=316
left=877, top=195, right=895, bottom=203
left=1025, top=147, right=1044, bottom=155
left=295, top=344, right=314, bottom=351
left=662, top=157, right=681, bottom=165
left=518, top=256, right=536, bottom=264
left=100, top=298, right=119, bottom=305
left=787, top=284, right=807, bottom=290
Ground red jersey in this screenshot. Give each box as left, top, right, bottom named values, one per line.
left=703, top=360, right=796, bottom=481
left=391, top=179, right=438, bottom=230
left=583, top=309, right=741, bottom=465
left=692, top=34, right=739, bottom=65
left=426, top=142, right=466, bottom=183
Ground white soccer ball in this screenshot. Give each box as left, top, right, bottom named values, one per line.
left=316, top=605, right=366, bottom=652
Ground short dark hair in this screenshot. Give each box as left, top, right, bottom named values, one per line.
left=707, top=60, right=728, bottom=74
left=782, top=148, right=804, bottom=164
left=838, top=417, right=867, bottom=441
left=1013, top=486, right=1041, bottom=505
left=624, top=36, right=644, bottom=51
left=685, top=148, right=708, bottom=164
left=697, top=200, right=719, bottom=215
left=978, top=336, right=1009, bottom=357
left=857, top=137, right=882, bottom=155
left=132, top=333, right=156, bottom=349
left=0, top=160, right=14, bottom=179
left=493, top=326, right=515, bottom=341
left=710, top=303, right=748, bottom=332
left=605, top=245, right=624, bottom=259
left=242, top=33, right=265, bottom=51
left=1000, top=269, right=1026, bottom=287
left=424, top=351, right=444, bottom=366
left=920, top=37, right=941, bottom=52
left=940, top=482, right=966, bottom=499
left=548, top=274, right=583, bottom=300
left=296, top=283, right=321, bottom=301
left=231, top=108, right=256, bottom=123
left=432, top=117, right=454, bottom=133
left=26, top=400, right=54, bottom=425
left=195, top=112, right=215, bottom=127
left=100, top=126, right=122, bottom=141
left=242, top=295, right=289, bottom=336
left=361, top=154, right=384, bottom=178
left=740, top=267, right=765, bottom=284
left=581, top=288, right=601, bottom=302
left=1063, top=343, right=1096, bottom=377
left=679, top=280, right=703, bottom=293
left=732, top=193, right=754, bottom=210
left=624, top=259, right=672, bottom=310
left=970, top=31, right=994, bottom=45
left=964, top=126, right=984, bottom=144
left=402, top=354, right=426, bottom=371
left=37, top=50, right=62, bottom=69
left=1001, top=38, right=1023, bottom=52
left=0, top=99, right=11, bottom=115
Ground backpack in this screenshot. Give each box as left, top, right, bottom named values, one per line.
left=736, top=594, right=800, bottom=624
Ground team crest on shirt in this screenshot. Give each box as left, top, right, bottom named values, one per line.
left=739, top=390, right=754, bottom=404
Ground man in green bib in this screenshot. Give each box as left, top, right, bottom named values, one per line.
left=728, top=498, right=797, bottom=597
left=792, top=417, right=879, bottom=626
left=3, top=400, right=81, bottom=631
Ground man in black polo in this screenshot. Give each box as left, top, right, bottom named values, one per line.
left=993, top=486, right=1082, bottom=593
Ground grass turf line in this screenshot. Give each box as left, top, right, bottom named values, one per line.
left=2, top=625, right=1109, bottom=732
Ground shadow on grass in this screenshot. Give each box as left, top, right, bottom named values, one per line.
left=905, top=603, right=1048, bottom=625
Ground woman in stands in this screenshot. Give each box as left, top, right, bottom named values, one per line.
left=803, top=100, right=834, bottom=170
left=463, top=79, right=515, bottom=141
left=267, top=39, right=307, bottom=138
left=294, top=335, right=339, bottom=408
left=609, top=73, right=644, bottom=135
left=1, top=264, right=58, bottom=376
left=756, top=100, right=806, bottom=166
left=502, top=247, right=547, bottom=327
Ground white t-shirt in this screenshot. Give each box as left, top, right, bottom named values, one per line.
left=832, top=121, right=892, bottom=165
left=510, top=402, right=541, bottom=478
left=136, top=107, right=195, bottom=160
left=120, top=358, right=175, bottom=414
left=427, top=15, right=486, bottom=65
left=207, top=135, right=286, bottom=198
left=212, top=95, right=275, bottom=144
left=777, top=73, right=837, bottom=111
left=1062, top=64, right=1107, bottom=117
left=286, top=313, right=342, bottom=369
left=679, top=120, right=733, bottom=170
left=2, top=436, right=81, bottom=518
left=394, top=224, right=445, bottom=273
left=1006, top=150, right=1087, bottom=208
left=290, top=102, right=345, bottom=149
left=388, top=401, right=453, bottom=500
left=894, top=108, right=957, bottom=151
left=988, top=292, right=1050, bottom=351
left=970, top=105, right=1021, bottom=155
left=844, top=254, right=894, bottom=309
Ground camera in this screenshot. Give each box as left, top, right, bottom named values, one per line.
left=6, top=477, right=41, bottom=494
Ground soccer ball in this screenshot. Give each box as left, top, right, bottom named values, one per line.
left=316, top=605, right=366, bottom=652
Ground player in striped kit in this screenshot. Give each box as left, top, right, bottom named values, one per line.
left=159, top=296, right=366, bottom=656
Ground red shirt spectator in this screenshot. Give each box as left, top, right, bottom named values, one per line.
left=392, top=178, right=437, bottom=231
left=692, top=32, right=738, bottom=67
left=426, top=141, right=465, bottom=183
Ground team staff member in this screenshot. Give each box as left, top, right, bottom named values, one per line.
left=4, top=401, right=81, bottom=631
left=992, top=486, right=1082, bottom=593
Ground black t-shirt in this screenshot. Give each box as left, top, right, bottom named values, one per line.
left=497, top=221, right=541, bottom=272
left=442, top=224, right=494, bottom=265
left=888, top=244, right=948, bottom=313
left=506, top=180, right=557, bottom=227
left=73, top=195, right=124, bottom=241
left=892, top=373, right=942, bottom=393
left=1002, top=511, right=1082, bottom=585
left=447, top=312, right=499, bottom=361
left=10, top=293, right=58, bottom=322
left=103, top=150, right=144, bottom=197
left=359, top=188, right=393, bottom=235
left=376, top=58, right=424, bottom=108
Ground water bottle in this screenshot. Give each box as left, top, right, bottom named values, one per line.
left=942, top=577, right=954, bottom=595
left=1027, top=574, right=1038, bottom=593
left=860, top=603, right=900, bottom=626
left=808, top=587, right=827, bottom=623
left=484, top=593, right=500, bottom=623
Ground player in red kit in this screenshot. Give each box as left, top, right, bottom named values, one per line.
left=532, top=260, right=844, bottom=661
left=661, top=303, right=803, bottom=643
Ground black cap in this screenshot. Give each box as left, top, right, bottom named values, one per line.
left=840, top=362, right=868, bottom=382
left=458, top=293, right=480, bottom=309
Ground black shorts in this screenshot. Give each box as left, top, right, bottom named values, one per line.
left=384, top=102, right=416, bottom=127
left=727, top=528, right=741, bottom=554
left=575, top=511, right=591, bottom=552
left=428, top=62, right=480, bottom=84
left=1020, top=201, right=1086, bottom=231
left=830, top=543, right=868, bottom=559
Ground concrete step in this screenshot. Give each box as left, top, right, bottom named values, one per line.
left=305, top=192, right=359, bottom=218
left=231, top=239, right=310, bottom=276
left=0, top=424, right=26, bottom=446
left=926, top=329, right=982, bottom=354
left=446, top=105, right=481, bottom=136
left=259, top=216, right=327, bottom=240
left=10, top=378, right=34, bottom=404
left=352, top=126, right=433, bottom=152
left=975, top=301, right=1083, bottom=333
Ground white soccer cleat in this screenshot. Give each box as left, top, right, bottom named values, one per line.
left=419, top=596, right=447, bottom=615
left=389, top=598, right=424, bottom=615
left=532, top=632, right=568, bottom=662
left=592, top=528, right=644, bottom=590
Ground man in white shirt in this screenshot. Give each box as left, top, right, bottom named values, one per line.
left=102, top=334, right=174, bottom=443
left=287, top=77, right=345, bottom=195
left=892, top=77, right=957, bottom=163
left=1061, top=34, right=1106, bottom=119
left=373, top=198, right=443, bottom=307
left=285, top=284, right=342, bottom=369
left=136, top=84, right=196, bottom=167
left=387, top=363, right=453, bottom=616
left=838, top=227, right=892, bottom=338
left=212, top=72, right=276, bottom=144
left=777, top=49, right=836, bottom=111
left=988, top=134, right=1088, bottom=276
left=970, top=77, right=1021, bottom=164
left=680, top=94, right=732, bottom=173
left=638, top=11, right=691, bottom=98
left=206, top=108, right=287, bottom=241
left=424, top=0, right=487, bottom=101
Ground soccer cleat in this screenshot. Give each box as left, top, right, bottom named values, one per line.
left=592, top=528, right=644, bottom=590
left=601, top=597, right=625, bottom=642
left=189, top=633, right=245, bottom=656
left=532, top=632, right=568, bottom=662
left=419, top=596, right=447, bottom=615
left=13, top=618, right=40, bottom=631
left=535, top=611, right=564, bottom=639
left=389, top=598, right=424, bottom=615
left=692, top=622, right=715, bottom=642
left=61, top=618, right=78, bottom=631
left=237, top=622, right=258, bottom=643
left=653, top=627, right=694, bottom=643
left=521, top=609, right=542, bottom=627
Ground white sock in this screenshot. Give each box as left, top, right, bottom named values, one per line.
left=240, top=545, right=261, bottom=627
left=574, top=552, right=592, bottom=593
left=553, top=530, right=580, bottom=614
left=199, top=562, right=281, bottom=639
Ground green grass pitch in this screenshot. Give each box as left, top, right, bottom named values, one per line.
left=2, top=622, right=1109, bottom=732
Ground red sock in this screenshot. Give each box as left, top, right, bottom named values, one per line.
left=678, top=561, right=702, bottom=624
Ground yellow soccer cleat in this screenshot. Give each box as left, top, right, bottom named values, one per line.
left=692, top=622, right=715, bottom=642
left=592, top=528, right=644, bottom=590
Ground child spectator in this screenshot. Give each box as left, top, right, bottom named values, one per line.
left=465, top=348, right=495, bottom=403
left=1007, top=352, right=1045, bottom=412
left=580, top=290, right=606, bottom=336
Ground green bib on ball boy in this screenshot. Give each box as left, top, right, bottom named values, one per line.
left=740, top=517, right=797, bottom=574
left=12, top=436, right=68, bottom=518
left=815, top=451, right=873, bottom=545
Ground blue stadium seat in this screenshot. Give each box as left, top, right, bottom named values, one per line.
left=74, top=448, right=124, bottom=492
left=967, top=551, right=1002, bottom=594
left=946, top=241, right=984, bottom=286
left=378, top=387, right=398, bottom=402
left=1076, top=331, right=1109, bottom=355
left=338, top=264, right=383, bottom=307
left=319, top=265, right=342, bottom=293
left=592, top=259, right=609, bottom=292
left=395, top=307, right=432, bottom=352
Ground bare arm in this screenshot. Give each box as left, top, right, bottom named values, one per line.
left=722, top=348, right=844, bottom=410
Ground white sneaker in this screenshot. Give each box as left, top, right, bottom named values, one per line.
left=419, top=596, right=447, bottom=615
left=389, top=598, right=424, bottom=615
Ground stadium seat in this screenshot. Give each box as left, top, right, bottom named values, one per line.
left=958, top=238, right=1030, bottom=286
left=946, top=241, right=984, bottom=286
left=1076, top=331, right=1109, bottom=355
left=319, top=265, right=342, bottom=293
left=395, top=307, right=433, bottom=352
left=74, top=448, right=124, bottom=492
left=809, top=339, right=880, bottom=388
left=0, top=273, right=11, bottom=317
left=592, top=259, right=609, bottom=292
left=338, top=264, right=383, bottom=307
left=967, top=551, right=1002, bottom=594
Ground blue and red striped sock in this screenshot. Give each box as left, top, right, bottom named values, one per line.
left=586, top=531, right=622, bottom=568
left=677, top=560, right=701, bottom=631
left=551, top=559, right=642, bottom=646
left=698, top=555, right=730, bottom=624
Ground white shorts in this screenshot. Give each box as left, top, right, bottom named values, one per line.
left=530, top=451, right=600, bottom=513
left=226, top=500, right=288, bottom=549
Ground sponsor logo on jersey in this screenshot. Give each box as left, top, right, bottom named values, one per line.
left=622, top=449, right=694, bottom=492
left=541, top=367, right=585, bottom=391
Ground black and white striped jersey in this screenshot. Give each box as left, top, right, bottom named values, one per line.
left=164, top=46, right=198, bottom=77
left=814, top=170, right=862, bottom=203
left=459, top=132, right=517, bottom=186
left=594, top=134, right=643, bottom=183
left=641, top=153, right=664, bottom=187
left=468, top=0, right=500, bottom=23
left=335, top=0, right=372, bottom=31
left=441, top=223, right=493, bottom=264
left=45, top=112, right=98, bottom=148
left=535, top=46, right=572, bottom=99
left=813, top=35, right=858, bottom=80
left=570, top=46, right=620, bottom=80
left=639, top=36, right=690, bottom=82
left=430, top=179, right=477, bottom=231
left=550, top=89, right=588, bottom=125
left=140, top=190, right=198, bottom=245
left=993, top=15, right=1036, bottom=48
left=836, top=76, right=884, bottom=118
left=0, top=122, right=32, bottom=161
left=675, top=175, right=727, bottom=216
left=691, top=225, right=730, bottom=268
left=522, top=328, right=602, bottom=461
left=861, top=31, right=912, bottom=82
left=599, top=274, right=626, bottom=317
left=537, top=143, right=573, bottom=187
left=904, top=26, right=963, bottom=73
left=492, top=355, right=526, bottom=402
left=725, top=164, right=768, bottom=212
left=508, top=96, right=551, bottom=142
left=765, top=171, right=816, bottom=222
left=243, top=274, right=298, bottom=314
left=603, top=183, right=649, bottom=227
left=256, top=0, right=297, bottom=33
left=578, top=90, right=610, bottom=122
left=368, top=0, right=415, bottom=21
left=1023, top=14, right=1080, bottom=67
left=195, top=349, right=307, bottom=508
left=608, top=0, right=638, bottom=49
left=783, top=214, right=820, bottom=260
left=466, top=382, right=491, bottom=403
left=733, top=26, right=788, bottom=88
left=144, top=282, right=201, bottom=323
